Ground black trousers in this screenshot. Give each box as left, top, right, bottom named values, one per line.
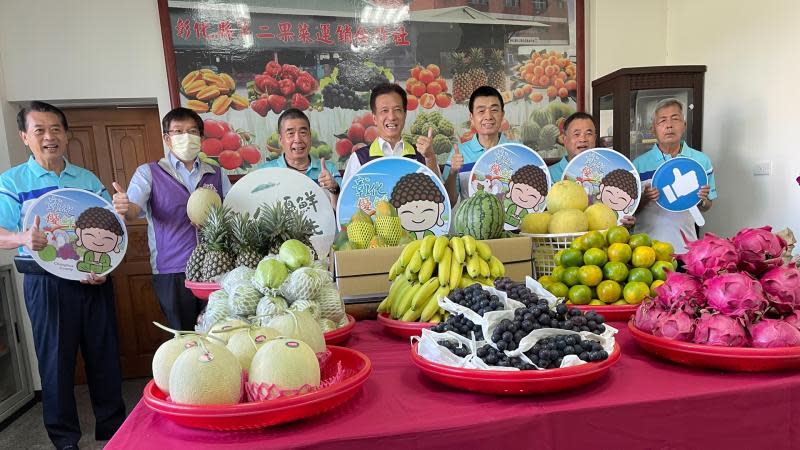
left=23, top=274, right=125, bottom=449
left=152, top=272, right=202, bottom=331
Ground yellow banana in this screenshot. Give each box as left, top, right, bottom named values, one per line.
left=478, top=257, right=490, bottom=278
left=475, top=240, right=492, bottom=260
left=394, top=283, right=420, bottom=319
left=412, top=278, right=439, bottom=310
left=467, top=254, right=481, bottom=278
left=419, top=235, right=436, bottom=260
left=377, top=295, right=392, bottom=313
left=429, top=313, right=442, bottom=324
left=388, top=259, right=402, bottom=281
left=401, top=307, right=422, bottom=322
left=385, top=276, right=408, bottom=309
left=489, top=255, right=505, bottom=278
left=459, top=276, right=477, bottom=289
left=462, top=235, right=477, bottom=256
left=399, top=240, right=422, bottom=268
left=407, top=250, right=423, bottom=273
left=390, top=279, right=414, bottom=318
left=418, top=257, right=436, bottom=284
left=449, top=257, right=463, bottom=290
left=432, top=235, right=449, bottom=262
left=438, top=247, right=452, bottom=287
left=450, top=236, right=465, bottom=264
left=478, top=277, right=494, bottom=286
left=422, top=285, right=449, bottom=322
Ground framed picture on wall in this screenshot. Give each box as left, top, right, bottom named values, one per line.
left=157, top=0, right=586, bottom=173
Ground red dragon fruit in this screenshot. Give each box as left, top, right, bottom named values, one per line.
left=633, top=300, right=667, bottom=334
left=704, top=272, right=767, bottom=318
left=785, top=311, right=800, bottom=330
left=759, top=264, right=800, bottom=313
left=654, top=271, right=705, bottom=309
left=678, top=233, right=739, bottom=279
left=692, top=312, right=748, bottom=347
left=732, top=226, right=786, bottom=276
left=748, top=318, right=800, bottom=348
left=653, top=306, right=696, bottom=341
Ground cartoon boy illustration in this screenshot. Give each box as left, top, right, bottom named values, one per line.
left=75, top=206, right=124, bottom=274
left=391, top=172, right=446, bottom=240
left=504, top=164, right=548, bottom=229
left=598, top=169, right=639, bottom=215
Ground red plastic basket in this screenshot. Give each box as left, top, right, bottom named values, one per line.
left=410, top=341, right=620, bottom=395
left=142, top=345, right=372, bottom=430
left=628, top=320, right=800, bottom=372
left=377, top=313, right=434, bottom=339
left=573, top=304, right=638, bottom=322
left=184, top=280, right=221, bottom=300
left=324, top=315, right=356, bottom=345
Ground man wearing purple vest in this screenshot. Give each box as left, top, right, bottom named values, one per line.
left=112, top=107, right=230, bottom=330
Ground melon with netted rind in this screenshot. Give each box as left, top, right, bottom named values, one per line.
left=169, top=340, right=242, bottom=405
left=226, top=326, right=281, bottom=370
left=249, top=338, right=320, bottom=391
left=152, top=335, right=203, bottom=394
left=187, top=187, right=222, bottom=226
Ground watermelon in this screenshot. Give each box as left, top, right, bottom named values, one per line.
left=454, top=188, right=505, bottom=239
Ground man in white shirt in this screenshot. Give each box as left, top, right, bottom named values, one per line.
left=341, top=83, right=440, bottom=187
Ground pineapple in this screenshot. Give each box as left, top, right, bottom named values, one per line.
left=185, top=233, right=207, bottom=281
left=467, top=48, right=488, bottom=94
left=200, top=204, right=235, bottom=281
left=231, top=211, right=262, bottom=268
left=257, top=201, right=317, bottom=256
left=451, top=52, right=470, bottom=104
left=487, top=49, right=507, bottom=92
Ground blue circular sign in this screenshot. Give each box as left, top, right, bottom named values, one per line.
left=651, top=157, right=708, bottom=212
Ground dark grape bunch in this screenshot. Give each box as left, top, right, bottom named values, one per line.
left=476, top=344, right=536, bottom=370
left=430, top=314, right=484, bottom=340
left=523, top=335, right=608, bottom=369
left=494, top=277, right=541, bottom=307
left=322, top=83, right=367, bottom=110
left=448, top=283, right=505, bottom=315
left=489, top=302, right=606, bottom=352
left=437, top=340, right=469, bottom=358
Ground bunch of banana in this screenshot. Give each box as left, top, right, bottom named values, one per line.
left=377, top=235, right=505, bottom=322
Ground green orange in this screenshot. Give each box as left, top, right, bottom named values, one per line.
left=623, top=281, right=650, bottom=305
left=607, top=243, right=632, bottom=264
left=628, top=267, right=654, bottom=285
left=560, top=248, right=584, bottom=268
left=568, top=284, right=592, bottom=305
left=589, top=299, right=605, bottom=305
left=596, top=280, right=622, bottom=304
left=577, top=265, right=603, bottom=287
left=628, top=233, right=652, bottom=249
left=650, top=260, right=674, bottom=281
left=583, top=230, right=607, bottom=249
left=603, top=261, right=629, bottom=282
left=650, top=279, right=665, bottom=297
left=606, top=225, right=630, bottom=245
left=548, top=282, right=569, bottom=298
left=554, top=249, right=565, bottom=266
left=538, top=275, right=555, bottom=287
left=550, top=266, right=566, bottom=283
left=631, top=246, right=656, bottom=268
left=652, top=240, right=675, bottom=262
left=562, top=266, right=581, bottom=287
left=583, top=248, right=608, bottom=266
left=571, top=235, right=588, bottom=251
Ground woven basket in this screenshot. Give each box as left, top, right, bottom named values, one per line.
left=521, top=231, right=589, bottom=278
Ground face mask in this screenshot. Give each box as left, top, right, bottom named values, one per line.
left=170, top=133, right=202, bottom=161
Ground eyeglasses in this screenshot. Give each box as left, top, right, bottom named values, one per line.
left=166, top=129, right=201, bottom=136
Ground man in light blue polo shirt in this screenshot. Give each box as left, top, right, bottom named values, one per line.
left=634, top=98, right=716, bottom=254
left=443, top=86, right=513, bottom=206
left=0, top=102, right=124, bottom=450
left=258, top=108, right=341, bottom=206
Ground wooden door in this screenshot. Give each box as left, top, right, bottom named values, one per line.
left=63, top=107, right=167, bottom=381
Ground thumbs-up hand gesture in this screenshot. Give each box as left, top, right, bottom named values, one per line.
left=24, top=215, right=47, bottom=251
left=450, top=143, right=464, bottom=175
left=318, top=158, right=336, bottom=193
left=112, top=181, right=129, bottom=218
left=663, top=168, right=700, bottom=203
left=416, top=127, right=435, bottom=159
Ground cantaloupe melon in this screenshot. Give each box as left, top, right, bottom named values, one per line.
left=169, top=340, right=242, bottom=405
left=208, top=318, right=250, bottom=344
left=186, top=187, right=221, bottom=226
left=152, top=335, right=202, bottom=394
left=226, top=326, right=281, bottom=370
left=249, top=338, right=320, bottom=391
left=267, top=310, right=326, bottom=353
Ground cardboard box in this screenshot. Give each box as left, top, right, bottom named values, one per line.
left=333, top=236, right=533, bottom=302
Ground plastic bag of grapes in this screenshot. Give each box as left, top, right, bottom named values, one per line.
left=525, top=276, right=559, bottom=307
left=414, top=328, right=518, bottom=371
left=438, top=284, right=526, bottom=330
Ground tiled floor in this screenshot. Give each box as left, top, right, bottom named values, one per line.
left=0, top=378, right=148, bottom=450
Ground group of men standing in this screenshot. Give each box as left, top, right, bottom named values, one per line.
left=0, top=81, right=714, bottom=449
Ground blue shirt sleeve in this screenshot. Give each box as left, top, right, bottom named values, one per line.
left=324, top=160, right=342, bottom=187
left=441, top=145, right=457, bottom=180
left=127, top=164, right=152, bottom=219
left=700, top=156, right=717, bottom=200
left=0, top=175, right=21, bottom=231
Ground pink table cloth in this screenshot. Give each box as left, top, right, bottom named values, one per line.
left=106, top=320, right=800, bottom=450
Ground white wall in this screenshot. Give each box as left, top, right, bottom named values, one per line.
left=0, top=0, right=174, bottom=389
left=664, top=0, right=800, bottom=239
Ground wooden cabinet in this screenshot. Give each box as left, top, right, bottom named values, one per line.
left=591, top=65, right=706, bottom=160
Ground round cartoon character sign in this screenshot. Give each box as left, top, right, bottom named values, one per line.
left=468, top=143, right=550, bottom=231
left=23, top=188, right=127, bottom=281
left=337, top=157, right=451, bottom=240
left=562, top=148, right=641, bottom=223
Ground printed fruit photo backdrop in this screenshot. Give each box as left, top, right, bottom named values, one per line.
left=178, top=47, right=578, bottom=173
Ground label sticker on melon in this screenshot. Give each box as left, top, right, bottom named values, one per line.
left=223, top=167, right=337, bottom=236
left=468, top=143, right=551, bottom=231
left=562, top=148, right=641, bottom=223
left=22, top=188, right=128, bottom=281
left=337, top=157, right=451, bottom=240
left=285, top=341, right=300, bottom=348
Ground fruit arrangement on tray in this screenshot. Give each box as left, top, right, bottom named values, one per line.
left=180, top=68, right=249, bottom=115
left=247, top=58, right=320, bottom=116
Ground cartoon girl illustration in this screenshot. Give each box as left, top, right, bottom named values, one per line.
left=74, top=206, right=124, bottom=274
left=597, top=169, right=639, bottom=215
left=504, top=164, right=548, bottom=229
left=391, top=172, right=446, bottom=240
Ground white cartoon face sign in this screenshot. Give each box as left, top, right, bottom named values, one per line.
left=23, top=189, right=128, bottom=280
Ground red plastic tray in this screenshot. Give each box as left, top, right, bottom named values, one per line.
left=628, top=320, right=800, bottom=372
left=377, top=313, right=434, bottom=339
left=324, top=315, right=356, bottom=345
left=410, top=341, right=621, bottom=395
left=573, top=304, right=638, bottom=322
left=184, top=280, right=221, bottom=300
left=142, top=345, right=372, bottom=430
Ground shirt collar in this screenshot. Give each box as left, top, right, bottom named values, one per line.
left=27, top=155, right=76, bottom=178
left=377, top=136, right=405, bottom=155
left=652, top=141, right=689, bottom=160
left=469, top=132, right=507, bottom=150
left=282, top=154, right=315, bottom=173
left=167, top=151, right=199, bottom=172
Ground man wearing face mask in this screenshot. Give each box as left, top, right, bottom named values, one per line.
left=113, top=107, right=230, bottom=330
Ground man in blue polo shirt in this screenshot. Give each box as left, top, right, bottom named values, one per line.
left=443, top=86, right=512, bottom=206
left=258, top=108, right=341, bottom=206
left=634, top=98, right=716, bottom=254
left=0, top=102, right=125, bottom=450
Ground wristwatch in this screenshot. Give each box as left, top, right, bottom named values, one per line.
left=329, top=184, right=341, bottom=195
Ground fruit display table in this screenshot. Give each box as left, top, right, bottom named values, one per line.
left=106, top=321, right=800, bottom=450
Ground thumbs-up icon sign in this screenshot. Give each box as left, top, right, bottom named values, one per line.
left=663, top=167, right=699, bottom=203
